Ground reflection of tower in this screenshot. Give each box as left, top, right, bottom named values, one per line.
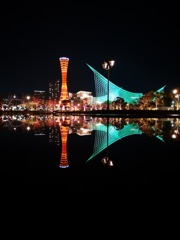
left=59, top=57, right=69, bottom=102
left=59, top=125, right=69, bottom=168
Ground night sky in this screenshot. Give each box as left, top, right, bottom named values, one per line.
left=0, top=1, right=179, bottom=97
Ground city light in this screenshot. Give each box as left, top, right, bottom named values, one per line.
left=172, top=89, right=180, bottom=110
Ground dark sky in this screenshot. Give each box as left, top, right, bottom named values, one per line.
left=0, top=1, right=179, bottom=97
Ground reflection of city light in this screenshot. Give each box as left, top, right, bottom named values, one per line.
left=27, top=126, right=31, bottom=131
left=108, top=160, right=114, bottom=166
left=101, top=157, right=108, bottom=165
left=172, top=134, right=177, bottom=139
left=101, top=157, right=114, bottom=166
left=59, top=165, right=69, bottom=168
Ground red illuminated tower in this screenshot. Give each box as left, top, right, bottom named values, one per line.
left=59, top=57, right=69, bottom=102
left=59, top=125, right=69, bottom=168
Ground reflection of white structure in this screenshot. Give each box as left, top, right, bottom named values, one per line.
left=76, top=117, right=93, bottom=136
left=77, top=128, right=92, bottom=136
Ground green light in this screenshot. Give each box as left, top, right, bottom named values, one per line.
left=87, top=64, right=166, bottom=105
left=87, top=64, right=143, bottom=104
left=87, top=122, right=142, bottom=162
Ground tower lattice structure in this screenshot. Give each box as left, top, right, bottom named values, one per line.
left=59, top=57, right=69, bottom=102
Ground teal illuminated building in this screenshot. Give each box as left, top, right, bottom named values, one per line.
left=86, top=64, right=166, bottom=162
left=87, top=64, right=166, bottom=105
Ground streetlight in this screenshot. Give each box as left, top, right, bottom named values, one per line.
left=26, top=95, right=30, bottom=111
left=102, top=60, right=115, bottom=111
left=101, top=60, right=115, bottom=166
left=26, top=96, right=30, bottom=101
left=172, top=89, right=180, bottom=110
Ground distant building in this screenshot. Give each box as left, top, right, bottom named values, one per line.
left=49, top=80, right=60, bottom=103
left=33, top=90, right=46, bottom=103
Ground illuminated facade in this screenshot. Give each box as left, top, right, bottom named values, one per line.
left=87, top=64, right=166, bottom=105
left=59, top=57, right=69, bottom=102
left=76, top=91, right=93, bottom=105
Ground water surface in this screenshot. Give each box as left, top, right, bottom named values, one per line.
left=0, top=114, right=179, bottom=209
